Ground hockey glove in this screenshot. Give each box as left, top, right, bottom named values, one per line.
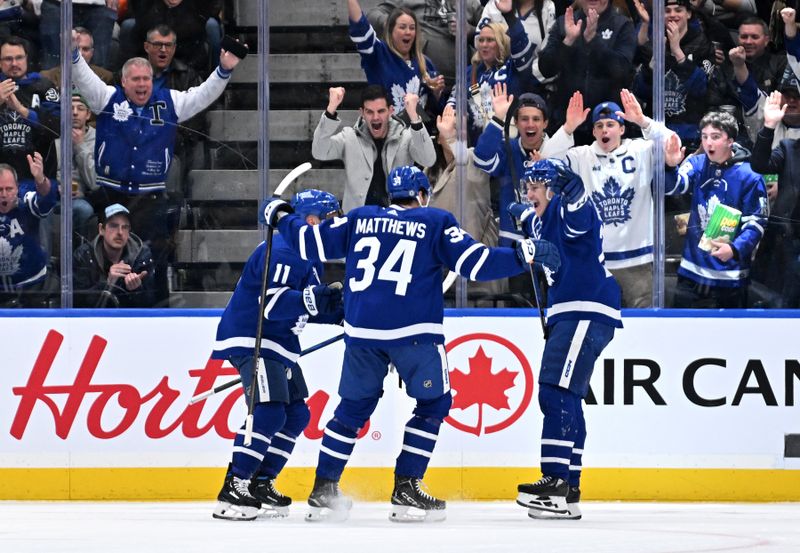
left=516, top=238, right=561, bottom=274
left=260, top=196, right=294, bottom=227
left=507, top=202, right=536, bottom=225
left=546, top=164, right=585, bottom=206
left=302, top=284, right=343, bottom=317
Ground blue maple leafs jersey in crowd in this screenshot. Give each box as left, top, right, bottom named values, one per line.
left=349, top=12, right=439, bottom=113
left=521, top=195, right=622, bottom=328
left=0, top=180, right=59, bottom=291
left=665, top=146, right=767, bottom=288
left=211, top=233, right=336, bottom=367
left=276, top=204, right=529, bottom=347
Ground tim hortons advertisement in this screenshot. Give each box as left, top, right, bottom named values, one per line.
left=0, top=313, right=798, bottom=470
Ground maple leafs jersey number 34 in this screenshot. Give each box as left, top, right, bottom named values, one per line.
left=348, top=225, right=466, bottom=296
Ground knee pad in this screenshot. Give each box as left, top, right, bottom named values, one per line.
left=413, top=392, right=452, bottom=421
left=282, top=400, right=311, bottom=437
left=252, top=401, right=287, bottom=438
left=333, top=396, right=380, bottom=431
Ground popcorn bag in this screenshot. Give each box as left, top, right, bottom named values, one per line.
left=699, top=203, right=741, bottom=252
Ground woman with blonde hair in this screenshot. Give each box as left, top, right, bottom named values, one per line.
left=347, top=0, right=445, bottom=119
left=453, top=0, right=539, bottom=143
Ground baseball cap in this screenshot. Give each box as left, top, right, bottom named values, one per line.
left=664, top=0, right=691, bottom=7
left=71, top=89, right=90, bottom=109
left=516, top=93, right=548, bottom=119
left=778, top=68, right=800, bottom=97
left=102, top=203, right=130, bottom=223
left=592, top=102, right=624, bottom=125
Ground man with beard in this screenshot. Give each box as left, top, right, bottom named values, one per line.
left=311, top=84, right=436, bottom=212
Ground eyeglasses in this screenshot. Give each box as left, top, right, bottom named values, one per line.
left=147, top=41, right=176, bottom=50
left=1, top=55, right=26, bottom=63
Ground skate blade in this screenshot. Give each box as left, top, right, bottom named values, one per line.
left=528, top=504, right=582, bottom=520
left=257, top=505, right=290, bottom=519
left=515, top=492, right=568, bottom=514
left=305, top=505, right=350, bottom=523
left=389, top=504, right=447, bottom=523
left=212, top=501, right=259, bottom=521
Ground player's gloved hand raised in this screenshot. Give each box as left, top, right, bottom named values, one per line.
left=303, top=283, right=343, bottom=317
left=259, top=196, right=293, bottom=227
left=507, top=202, right=536, bottom=225
left=516, top=238, right=561, bottom=274
left=545, top=161, right=585, bottom=206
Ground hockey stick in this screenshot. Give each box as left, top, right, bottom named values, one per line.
left=243, top=162, right=314, bottom=446
left=442, top=270, right=458, bottom=293
left=190, top=333, right=345, bottom=404
left=503, top=99, right=548, bottom=339
left=274, top=162, right=312, bottom=197
left=198, top=272, right=461, bottom=405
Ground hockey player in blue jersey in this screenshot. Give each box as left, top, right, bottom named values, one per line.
left=264, top=165, right=561, bottom=523
left=210, top=190, right=345, bottom=521
left=507, top=158, right=622, bottom=520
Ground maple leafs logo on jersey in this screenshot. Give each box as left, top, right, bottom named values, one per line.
left=291, top=314, right=309, bottom=336
left=591, top=176, right=634, bottom=226
left=0, top=236, right=23, bottom=276
left=112, top=101, right=133, bottom=122
left=664, top=71, right=687, bottom=117
left=601, top=28, right=613, bottom=40
left=390, top=75, right=426, bottom=113
left=698, top=194, right=721, bottom=231
left=449, top=346, right=517, bottom=436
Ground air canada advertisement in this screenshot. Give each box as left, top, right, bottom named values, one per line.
left=0, top=313, right=797, bottom=470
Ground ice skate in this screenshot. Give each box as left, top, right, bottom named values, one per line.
left=528, top=485, right=582, bottom=520
left=250, top=476, right=291, bottom=518
left=305, top=477, right=353, bottom=522
left=389, top=476, right=446, bottom=523
left=516, top=475, right=568, bottom=515
left=212, top=470, right=261, bottom=521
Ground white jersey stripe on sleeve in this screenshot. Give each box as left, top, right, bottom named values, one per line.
left=312, top=224, right=328, bottom=262
left=454, top=243, right=483, bottom=276
left=468, top=248, right=490, bottom=281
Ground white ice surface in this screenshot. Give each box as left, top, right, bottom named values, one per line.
left=1, top=501, right=798, bottom=553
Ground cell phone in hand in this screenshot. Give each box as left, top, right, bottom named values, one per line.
left=221, top=35, right=249, bottom=59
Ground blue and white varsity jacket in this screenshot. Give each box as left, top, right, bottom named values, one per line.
left=71, top=49, right=231, bottom=194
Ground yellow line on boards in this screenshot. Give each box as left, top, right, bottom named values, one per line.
left=1, top=467, right=798, bottom=501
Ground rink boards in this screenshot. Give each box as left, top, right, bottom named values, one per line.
left=0, top=308, right=798, bottom=501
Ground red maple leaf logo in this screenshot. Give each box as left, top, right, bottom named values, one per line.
left=449, top=346, right=517, bottom=436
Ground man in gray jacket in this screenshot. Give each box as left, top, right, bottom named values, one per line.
left=312, top=85, right=436, bottom=212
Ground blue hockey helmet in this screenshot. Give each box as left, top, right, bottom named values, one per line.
left=386, top=165, right=431, bottom=201
left=521, top=159, right=567, bottom=191
left=291, top=189, right=341, bottom=219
